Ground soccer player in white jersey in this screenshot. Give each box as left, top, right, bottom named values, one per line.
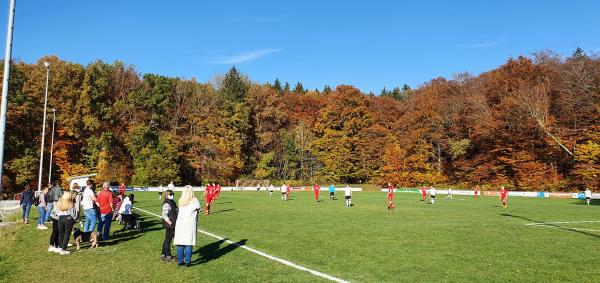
left=344, top=185, right=352, bottom=207
left=268, top=184, right=274, bottom=197
left=280, top=184, right=287, bottom=201
left=585, top=188, right=592, bottom=205
left=446, top=187, right=453, bottom=199
left=430, top=186, right=436, bottom=204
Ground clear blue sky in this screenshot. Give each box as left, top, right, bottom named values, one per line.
left=1, top=0, right=599, bottom=93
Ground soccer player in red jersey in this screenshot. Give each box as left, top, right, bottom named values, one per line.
left=216, top=184, right=222, bottom=199
left=313, top=183, right=320, bottom=203
left=286, top=184, right=292, bottom=199
left=421, top=186, right=427, bottom=202
left=500, top=186, right=508, bottom=208
left=474, top=186, right=480, bottom=199
left=387, top=182, right=395, bottom=210
left=203, top=184, right=212, bottom=215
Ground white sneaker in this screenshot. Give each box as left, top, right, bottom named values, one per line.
left=60, top=250, right=70, bottom=255
left=40, top=225, right=48, bottom=230
left=48, top=246, right=55, bottom=252
left=67, top=243, right=73, bottom=247
left=53, top=247, right=61, bottom=253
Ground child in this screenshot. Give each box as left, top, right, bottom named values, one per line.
left=474, top=186, right=479, bottom=199
left=313, top=183, right=320, bottom=203
left=421, top=186, right=427, bottom=201
left=268, top=184, right=274, bottom=197
left=386, top=183, right=395, bottom=210
left=430, top=186, right=436, bottom=204
left=344, top=185, right=352, bottom=207
left=329, top=184, right=336, bottom=200
left=280, top=184, right=287, bottom=201
left=446, top=188, right=453, bottom=199
left=500, top=186, right=508, bottom=208
left=584, top=188, right=592, bottom=206
left=286, top=184, right=292, bottom=199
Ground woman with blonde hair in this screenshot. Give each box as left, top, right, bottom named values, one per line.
left=56, top=191, right=77, bottom=255
left=173, top=185, right=201, bottom=266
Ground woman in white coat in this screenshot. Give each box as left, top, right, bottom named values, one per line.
left=173, top=185, right=202, bottom=266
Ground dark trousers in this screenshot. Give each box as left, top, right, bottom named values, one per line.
left=162, top=228, right=175, bottom=257
left=49, top=218, right=59, bottom=247
left=58, top=216, right=75, bottom=250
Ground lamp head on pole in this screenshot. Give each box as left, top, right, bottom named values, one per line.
left=43, top=61, right=50, bottom=68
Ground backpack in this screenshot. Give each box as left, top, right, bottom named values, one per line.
left=33, top=194, right=40, bottom=206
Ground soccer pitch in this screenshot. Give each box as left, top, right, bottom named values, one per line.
left=1, top=191, right=599, bottom=282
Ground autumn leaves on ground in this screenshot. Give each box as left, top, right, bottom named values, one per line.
left=1, top=49, right=599, bottom=196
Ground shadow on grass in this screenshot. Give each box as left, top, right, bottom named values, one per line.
left=191, top=238, right=247, bottom=265
left=501, top=213, right=600, bottom=239
left=102, top=217, right=164, bottom=246
left=209, top=209, right=235, bottom=215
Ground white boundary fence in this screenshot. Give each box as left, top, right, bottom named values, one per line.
left=124, top=186, right=363, bottom=192
left=381, top=188, right=600, bottom=199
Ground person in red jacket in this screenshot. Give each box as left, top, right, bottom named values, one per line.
left=312, top=183, right=320, bottom=203
left=421, top=186, right=427, bottom=202
left=286, top=184, right=291, bottom=199
left=500, top=186, right=508, bottom=208
left=96, top=182, right=114, bottom=241
left=387, top=183, right=395, bottom=210
left=474, top=186, right=480, bottom=199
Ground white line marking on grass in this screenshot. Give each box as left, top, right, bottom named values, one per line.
left=525, top=220, right=600, bottom=226
left=135, top=207, right=350, bottom=283
left=527, top=224, right=600, bottom=233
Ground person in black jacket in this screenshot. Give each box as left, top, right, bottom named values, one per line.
left=20, top=185, right=34, bottom=224
left=160, top=190, right=178, bottom=261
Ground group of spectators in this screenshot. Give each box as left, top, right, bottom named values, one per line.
left=19, top=180, right=136, bottom=255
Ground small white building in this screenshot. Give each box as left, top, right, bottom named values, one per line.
left=68, top=173, right=97, bottom=190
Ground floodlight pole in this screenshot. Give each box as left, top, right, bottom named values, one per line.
left=0, top=0, right=17, bottom=194
left=48, top=108, right=55, bottom=184
left=37, top=62, right=50, bottom=192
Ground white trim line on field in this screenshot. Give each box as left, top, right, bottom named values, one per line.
left=134, top=207, right=350, bottom=283
left=525, top=220, right=600, bottom=226
left=526, top=224, right=600, bottom=233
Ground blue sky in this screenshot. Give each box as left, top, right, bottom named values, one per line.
left=1, top=0, right=599, bottom=93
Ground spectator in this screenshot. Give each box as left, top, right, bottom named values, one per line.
left=173, top=185, right=201, bottom=266
left=112, top=193, right=123, bottom=221
left=118, top=194, right=138, bottom=229
left=82, top=180, right=97, bottom=232
left=20, top=185, right=34, bottom=224
left=71, top=183, right=83, bottom=224
left=96, top=182, right=114, bottom=241
left=48, top=192, right=60, bottom=253
left=45, top=181, right=63, bottom=222
left=56, top=191, right=76, bottom=255
left=35, top=186, right=49, bottom=229
left=119, top=182, right=126, bottom=198
left=161, top=189, right=178, bottom=261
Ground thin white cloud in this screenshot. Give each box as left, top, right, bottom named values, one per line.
left=211, top=48, right=282, bottom=64
left=457, top=39, right=505, bottom=49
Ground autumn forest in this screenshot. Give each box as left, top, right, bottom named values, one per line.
left=1, top=49, right=599, bottom=194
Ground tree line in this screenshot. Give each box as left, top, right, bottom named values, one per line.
left=0, top=48, right=598, bottom=194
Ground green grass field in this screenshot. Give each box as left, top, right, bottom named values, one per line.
left=1, top=191, right=599, bottom=282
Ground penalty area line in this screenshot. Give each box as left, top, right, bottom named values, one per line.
left=134, top=207, right=350, bottom=283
